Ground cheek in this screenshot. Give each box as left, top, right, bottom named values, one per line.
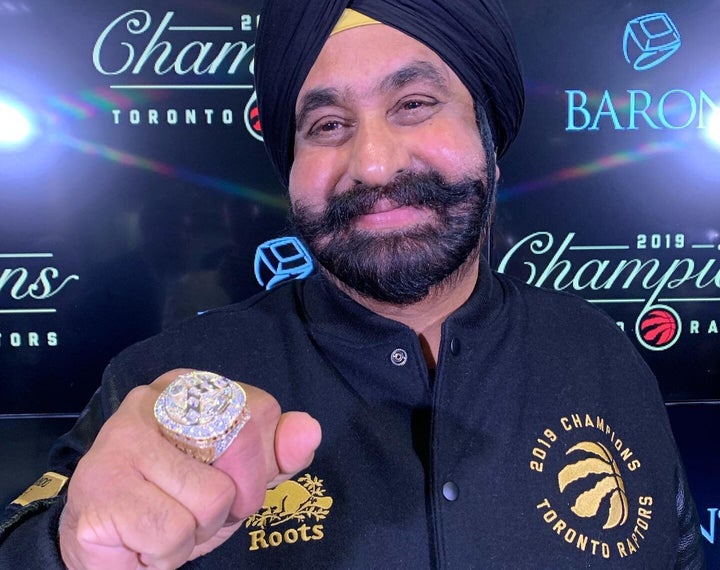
left=413, top=122, right=486, bottom=177
left=288, top=148, right=341, bottom=211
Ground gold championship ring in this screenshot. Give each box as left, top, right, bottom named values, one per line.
left=154, top=371, right=251, bottom=464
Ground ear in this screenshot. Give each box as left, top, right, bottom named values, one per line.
left=495, top=163, right=501, bottom=182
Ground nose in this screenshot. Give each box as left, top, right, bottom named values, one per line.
left=346, top=118, right=411, bottom=187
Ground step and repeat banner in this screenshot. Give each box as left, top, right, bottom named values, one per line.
left=0, top=0, right=718, bottom=563
left=1, top=0, right=280, bottom=413
left=496, top=1, right=720, bottom=403
left=496, top=1, right=720, bottom=562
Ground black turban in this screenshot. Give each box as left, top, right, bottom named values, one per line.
left=255, top=0, right=525, bottom=187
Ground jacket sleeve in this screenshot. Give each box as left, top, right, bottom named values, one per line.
left=0, top=386, right=115, bottom=567
left=0, top=316, right=226, bottom=566
left=675, top=461, right=707, bottom=570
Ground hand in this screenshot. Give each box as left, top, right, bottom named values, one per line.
left=58, top=369, right=321, bottom=569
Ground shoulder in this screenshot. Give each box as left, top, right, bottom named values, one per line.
left=492, top=269, right=624, bottom=340
left=100, top=278, right=312, bottom=399
left=489, top=269, right=659, bottom=388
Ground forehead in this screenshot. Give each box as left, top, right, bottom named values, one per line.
left=296, top=23, right=461, bottom=105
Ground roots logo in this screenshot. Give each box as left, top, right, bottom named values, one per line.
left=558, top=442, right=628, bottom=530
left=245, top=473, right=333, bottom=551
left=635, top=305, right=682, bottom=351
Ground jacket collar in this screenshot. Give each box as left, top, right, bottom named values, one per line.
left=299, top=255, right=504, bottom=346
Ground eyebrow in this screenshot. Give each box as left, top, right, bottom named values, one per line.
left=296, top=88, right=342, bottom=132
left=295, top=60, right=450, bottom=132
left=378, top=60, right=449, bottom=94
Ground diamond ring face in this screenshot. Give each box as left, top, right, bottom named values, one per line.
left=154, top=371, right=251, bottom=463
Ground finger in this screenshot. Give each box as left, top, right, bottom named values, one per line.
left=212, top=384, right=283, bottom=517
left=111, top=480, right=197, bottom=569
left=149, top=375, right=280, bottom=481
left=137, top=373, right=276, bottom=529
left=72, top=480, right=196, bottom=570
left=212, top=415, right=270, bottom=520
left=105, top=378, right=236, bottom=544
left=188, top=521, right=243, bottom=561
left=134, top=439, right=236, bottom=544
left=151, top=375, right=281, bottom=484
left=239, top=383, right=284, bottom=478
left=274, top=412, right=322, bottom=479
left=60, top=506, right=138, bottom=570
left=62, top=538, right=138, bottom=570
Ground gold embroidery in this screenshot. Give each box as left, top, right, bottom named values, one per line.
left=558, top=442, right=628, bottom=529
left=529, top=414, right=653, bottom=560
left=246, top=473, right=333, bottom=551
left=11, top=472, right=68, bottom=507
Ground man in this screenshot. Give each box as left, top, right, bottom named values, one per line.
left=0, top=0, right=705, bottom=568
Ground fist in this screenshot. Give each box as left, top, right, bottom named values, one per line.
left=58, top=369, right=321, bottom=569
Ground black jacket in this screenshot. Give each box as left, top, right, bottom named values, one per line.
left=0, top=259, right=705, bottom=568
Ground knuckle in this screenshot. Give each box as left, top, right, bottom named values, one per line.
left=165, top=510, right=197, bottom=543
left=254, top=395, right=282, bottom=425
left=74, top=512, right=108, bottom=547
left=213, top=472, right=238, bottom=506
left=125, top=384, right=151, bottom=402
left=245, top=484, right=269, bottom=515
left=134, top=506, right=195, bottom=561
left=195, top=473, right=236, bottom=527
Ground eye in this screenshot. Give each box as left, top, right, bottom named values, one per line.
left=312, top=120, right=343, bottom=134
left=392, top=96, right=440, bottom=125
left=306, top=116, right=353, bottom=144
left=401, top=100, right=429, bottom=111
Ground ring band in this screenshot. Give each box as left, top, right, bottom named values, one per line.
left=154, top=371, right=251, bottom=463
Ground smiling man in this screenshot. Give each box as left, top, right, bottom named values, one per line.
left=288, top=20, right=498, bottom=365
left=0, top=1, right=706, bottom=568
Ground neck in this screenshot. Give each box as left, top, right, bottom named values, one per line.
left=327, top=252, right=481, bottom=369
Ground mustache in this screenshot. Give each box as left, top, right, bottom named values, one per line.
left=292, top=171, right=484, bottom=236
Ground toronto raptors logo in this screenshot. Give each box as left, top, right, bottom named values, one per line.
left=244, top=91, right=263, bottom=141
left=530, top=414, right=653, bottom=560
left=559, top=442, right=628, bottom=530
left=635, top=304, right=682, bottom=351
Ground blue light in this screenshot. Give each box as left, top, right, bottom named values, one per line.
left=705, top=110, right=720, bottom=150
left=0, top=95, right=35, bottom=149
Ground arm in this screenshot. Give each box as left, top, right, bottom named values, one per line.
left=0, top=386, right=108, bottom=568
left=674, top=462, right=706, bottom=570
left=1, top=370, right=321, bottom=569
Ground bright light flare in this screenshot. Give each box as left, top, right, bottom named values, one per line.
left=0, top=97, right=35, bottom=149
left=705, top=109, right=720, bottom=150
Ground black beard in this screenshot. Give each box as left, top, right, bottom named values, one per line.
left=290, top=170, right=494, bottom=305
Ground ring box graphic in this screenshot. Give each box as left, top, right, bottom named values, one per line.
left=623, top=13, right=681, bottom=71
left=254, top=237, right=314, bottom=290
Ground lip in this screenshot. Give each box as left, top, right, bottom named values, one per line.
left=353, top=199, right=432, bottom=231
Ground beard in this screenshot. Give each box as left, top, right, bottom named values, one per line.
left=290, top=170, right=494, bottom=305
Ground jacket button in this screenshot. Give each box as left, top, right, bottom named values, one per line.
left=450, top=338, right=461, bottom=355
left=390, top=348, right=408, bottom=366
left=442, top=481, right=459, bottom=501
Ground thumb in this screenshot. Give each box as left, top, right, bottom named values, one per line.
left=273, top=412, right=322, bottom=481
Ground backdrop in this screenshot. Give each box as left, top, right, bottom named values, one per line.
left=0, top=0, right=717, bottom=563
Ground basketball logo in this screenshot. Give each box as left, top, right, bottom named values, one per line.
left=635, top=304, right=681, bottom=351
left=244, top=91, right=264, bottom=141
left=558, top=441, right=629, bottom=530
